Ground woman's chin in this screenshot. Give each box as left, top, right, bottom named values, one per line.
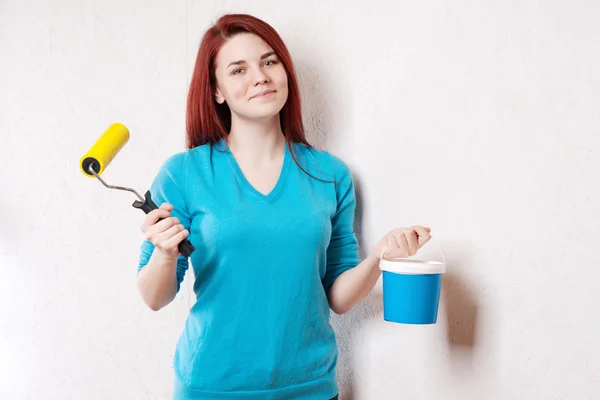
left=239, top=107, right=284, bottom=122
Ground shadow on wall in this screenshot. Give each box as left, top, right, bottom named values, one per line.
left=442, top=264, right=480, bottom=371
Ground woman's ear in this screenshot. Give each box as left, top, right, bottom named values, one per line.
left=214, top=88, right=225, bottom=104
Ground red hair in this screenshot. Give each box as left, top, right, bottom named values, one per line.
left=185, top=14, right=337, bottom=184
left=186, top=13, right=310, bottom=150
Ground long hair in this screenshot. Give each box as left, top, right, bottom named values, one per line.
left=186, top=14, right=332, bottom=182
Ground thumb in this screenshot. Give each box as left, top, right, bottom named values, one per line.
left=160, top=203, right=174, bottom=211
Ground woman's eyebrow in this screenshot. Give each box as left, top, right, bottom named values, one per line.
left=226, top=51, right=277, bottom=69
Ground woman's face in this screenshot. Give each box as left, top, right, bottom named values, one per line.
left=213, top=33, right=289, bottom=122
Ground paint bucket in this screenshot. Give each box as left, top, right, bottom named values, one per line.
left=379, top=237, right=446, bottom=324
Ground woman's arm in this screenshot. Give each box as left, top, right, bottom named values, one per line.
left=137, top=250, right=179, bottom=311
left=137, top=203, right=190, bottom=311
left=327, top=226, right=431, bottom=314
left=326, top=255, right=381, bottom=315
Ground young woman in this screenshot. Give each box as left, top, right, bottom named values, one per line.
left=137, top=13, right=432, bottom=400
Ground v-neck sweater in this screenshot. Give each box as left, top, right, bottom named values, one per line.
left=137, top=139, right=360, bottom=399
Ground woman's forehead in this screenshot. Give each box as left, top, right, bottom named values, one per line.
left=217, top=33, right=274, bottom=66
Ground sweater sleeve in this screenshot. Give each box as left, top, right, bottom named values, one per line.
left=137, top=153, right=191, bottom=293
left=322, top=158, right=360, bottom=291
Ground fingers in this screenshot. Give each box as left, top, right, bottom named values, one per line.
left=140, top=203, right=173, bottom=232
left=394, top=231, right=410, bottom=257
left=412, top=225, right=432, bottom=246
left=151, top=222, right=189, bottom=256
left=403, top=229, right=419, bottom=255
left=153, top=216, right=180, bottom=234
left=143, top=217, right=181, bottom=242
left=381, top=229, right=408, bottom=259
left=164, top=228, right=190, bottom=250
left=157, top=222, right=186, bottom=245
left=140, top=202, right=190, bottom=256
left=383, top=226, right=432, bottom=259
left=160, top=202, right=174, bottom=211
left=382, top=234, right=391, bottom=259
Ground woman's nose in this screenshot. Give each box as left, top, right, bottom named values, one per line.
left=252, top=68, right=270, bottom=85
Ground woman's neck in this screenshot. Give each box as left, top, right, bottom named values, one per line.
left=227, top=113, right=286, bottom=162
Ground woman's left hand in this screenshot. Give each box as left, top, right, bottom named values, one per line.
left=371, top=226, right=432, bottom=260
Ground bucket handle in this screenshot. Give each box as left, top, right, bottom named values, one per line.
left=379, top=234, right=447, bottom=267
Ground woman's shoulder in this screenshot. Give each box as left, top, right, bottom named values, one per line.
left=154, top=143, right=216, bottom=183
left=291, top=142, right=352, bottom=180
left=159, top=142, right=217, bottom=169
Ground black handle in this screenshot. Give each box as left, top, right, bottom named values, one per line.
left=132, top=190, right=195, bottom=258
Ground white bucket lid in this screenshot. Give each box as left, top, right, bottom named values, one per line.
left=380, top=258, right=446, bottom=275
left=378, top=235, right=447, bottom=275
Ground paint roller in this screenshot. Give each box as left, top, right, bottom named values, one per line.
left=80, top=122, right=195, bottom=258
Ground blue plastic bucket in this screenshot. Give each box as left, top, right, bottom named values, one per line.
left=379, top=239, right=446, bottom=325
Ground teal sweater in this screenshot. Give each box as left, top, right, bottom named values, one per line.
left=138, top=139, right=360, bottom=399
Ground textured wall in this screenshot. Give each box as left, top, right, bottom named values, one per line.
left=2, top=0, right=600, bottom=399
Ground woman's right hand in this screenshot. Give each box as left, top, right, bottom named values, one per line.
left=140, top=203, right=189, bottom=259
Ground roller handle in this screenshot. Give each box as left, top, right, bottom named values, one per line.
left=132, top=190, right=195, bottom=258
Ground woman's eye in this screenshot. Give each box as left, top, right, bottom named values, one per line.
left=233, top=68, right=244, bottom=75
left=264, top=59, right=278, bottom=66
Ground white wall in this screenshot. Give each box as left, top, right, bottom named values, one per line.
left=2, top=0, right=600, bottom=399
